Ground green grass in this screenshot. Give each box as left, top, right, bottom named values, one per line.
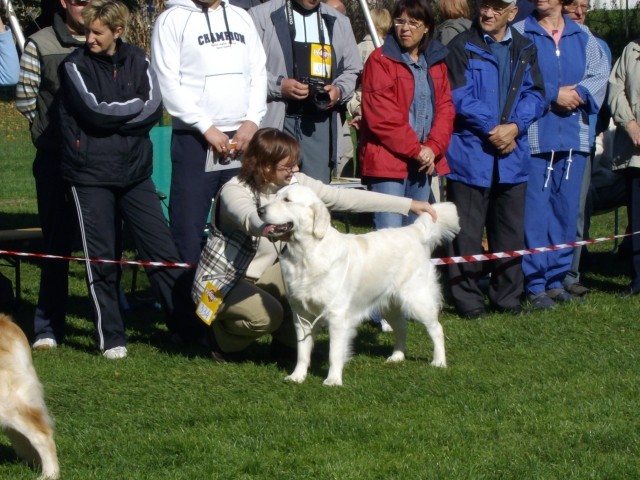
left=1, top=100, right=639, bottom=479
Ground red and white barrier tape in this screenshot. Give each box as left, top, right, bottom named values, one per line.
left=0, top=250, right=192, bottom=269
left=0, top=231, right=636, bottom=268
left=430, top=231, right=637, bottom=265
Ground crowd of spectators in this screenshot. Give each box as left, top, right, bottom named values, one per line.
left=1, top=0, right=638, bottom=360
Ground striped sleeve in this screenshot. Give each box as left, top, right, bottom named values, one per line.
left=577, top=25, right=609, bottom=115
left=15, top=40, right=41, bottom=123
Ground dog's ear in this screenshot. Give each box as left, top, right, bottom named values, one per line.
left=311, top=201, right=331, bottom=239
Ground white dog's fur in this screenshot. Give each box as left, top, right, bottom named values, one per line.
left=259, top=185, right=460, bottom=386
left=0, top=314, right=59, bottom=479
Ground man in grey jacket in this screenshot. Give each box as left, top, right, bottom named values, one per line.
left=15, top=0, right=87, bottom=350
left=250, top=0, right=361, bottom=182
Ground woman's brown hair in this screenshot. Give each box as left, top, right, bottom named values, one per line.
left=238, top=128, right=301, bottom=191
left=392, top=0, right=436, bottom=52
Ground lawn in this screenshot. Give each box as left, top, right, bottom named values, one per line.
left=1, top=99, right=639, bottom=480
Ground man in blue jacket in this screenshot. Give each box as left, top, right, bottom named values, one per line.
left=445, top=0, right=545, bottom=318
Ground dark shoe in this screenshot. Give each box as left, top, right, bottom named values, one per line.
left=460, top=307, right=486, bottom=319
left=208, top=331, right=242, bottom=364
left=564, top=282, right=590, bottom=297
left=547, top=288, right=585, bottom=303
left=494, top=304, right=524, bottom=316
left=620, top=287, right=640, bottom=298
left=527, top=292, right=556, bottom=310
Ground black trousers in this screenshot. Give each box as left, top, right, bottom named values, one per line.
left=71, top=178, right=199, bottom=351
left=32, top=152, right=77, bottom=343
left=169, top=130, right=239, bottom=265
left=447, top=179, right=526, bottom=314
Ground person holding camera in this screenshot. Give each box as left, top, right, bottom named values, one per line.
left=249, top=0, right=361, bottom=183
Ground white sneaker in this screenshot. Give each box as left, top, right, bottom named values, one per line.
left=33, top=338, right=57, bottom=350
left=103, top=346, right=128, bottom=359
left=380, top=319, right=393, bottom=333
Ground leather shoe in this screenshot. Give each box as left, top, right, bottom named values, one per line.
left=495, top=304, right=524, bottom=315
left=208, top=331, right=242, bottom=363
left=527, top=292, right=556, bottom=310
left=620, top=287, right=640, bottom=298
left=460, top=307, right=486, bottom=319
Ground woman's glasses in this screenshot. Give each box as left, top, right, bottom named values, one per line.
left=276, top=163, right=299, bottom=173
left=69, top=0, right=90, bottom=6
left=393, top=18, right=424, bottom=30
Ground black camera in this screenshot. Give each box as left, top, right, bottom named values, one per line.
left=301, top=77, right=331, bottom=110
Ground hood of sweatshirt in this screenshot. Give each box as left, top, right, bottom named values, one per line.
left=167, top=0, right=226, bottom=11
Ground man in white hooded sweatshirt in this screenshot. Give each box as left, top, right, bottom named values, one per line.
left=151, top=0, right=267, bottom=266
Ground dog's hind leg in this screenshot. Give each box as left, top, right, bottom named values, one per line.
left=284, top=315, right=314, bottom=384
left=4, top=410, right=59, bottom=479
left=323, top=321, right=357, bottom=387
left=404, top=299, right=447, bottom=368
left=384, top=306, right=407, bottom=363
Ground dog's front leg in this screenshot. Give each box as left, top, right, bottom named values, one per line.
left=427, top=320, right=447, bottom=368
left=284, top=314, right=314, bottom=383
left=323, top=323, right=357, bottom=386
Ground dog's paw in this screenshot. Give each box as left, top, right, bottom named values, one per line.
left=284, top=372, right=307, bottom=383
left=430, top=359, right=447, bottom=368
left=322, top=377, right=343, bottom=387
left=386, top=351, right=405, bottom=363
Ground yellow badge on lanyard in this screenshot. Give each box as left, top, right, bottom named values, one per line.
left=196, top=281, right=223, bottom=325
left=309, top=43, right=332, bottom=78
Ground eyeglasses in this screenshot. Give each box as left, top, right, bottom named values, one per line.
left=478, top=4, right=511, bottom=16
left=393, top=18, right=424, bottom=30
left=564, top=3, right=590, bottom=12
left=276, top=163, right=299, bottom=173
left=69, top=0, right=90, bottom=6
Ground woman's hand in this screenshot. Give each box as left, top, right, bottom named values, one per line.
left=625, top=120, right=640, bottom=147
left=417, top=146, right=436, bottom=174
left=410, top=200, right=437, bottom=222
left=553, top=85, right=584, bottom=112
left=349, top=106, right=362, bottom=130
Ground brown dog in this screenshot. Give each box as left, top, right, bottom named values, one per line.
left=0, top=314, right=59, bottom=479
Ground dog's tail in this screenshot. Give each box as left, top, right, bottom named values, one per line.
left=415, top=202, right=461, bottom=250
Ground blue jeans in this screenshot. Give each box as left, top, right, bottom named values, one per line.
left=368, top=171, right=432, bottom=229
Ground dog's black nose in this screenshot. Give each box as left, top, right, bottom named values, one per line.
left=257, top=206, right=265, bottom=217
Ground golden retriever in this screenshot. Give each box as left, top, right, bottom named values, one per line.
left=258, top=185, right=460, bottom=386
left=0, top=314, right=59, bottom=479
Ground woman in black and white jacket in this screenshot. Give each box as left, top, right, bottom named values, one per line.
left=60, top=0, right=199, bottom=358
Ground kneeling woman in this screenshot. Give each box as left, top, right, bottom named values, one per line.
left=201, top=128, right=437, bottom=361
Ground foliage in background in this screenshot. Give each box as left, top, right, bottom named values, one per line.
left=586, top=7, right=640, bottom=59
left=7, top=0, right=639, bottom=58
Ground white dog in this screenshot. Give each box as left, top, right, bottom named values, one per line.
left=0, top=314, right=59, bottom=479
left=258, top=185, right=460, bottom=386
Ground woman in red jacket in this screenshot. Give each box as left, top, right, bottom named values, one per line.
left=359, top=0, right=454, bottom=229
